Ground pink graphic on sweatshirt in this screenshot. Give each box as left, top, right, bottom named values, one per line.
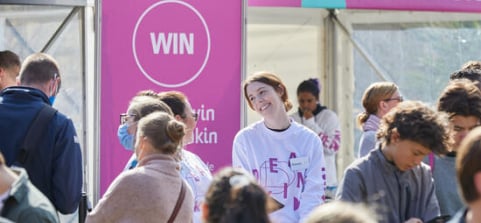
left=251, top=153, right=307, bottom=211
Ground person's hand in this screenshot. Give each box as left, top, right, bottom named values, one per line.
left=302, top=109, right=314, bottom=119
left=404, top=218, right=423, bottom=223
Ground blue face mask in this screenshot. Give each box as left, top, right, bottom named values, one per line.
left=49, top=96, right=56, bottom=105
left=117, top=124, right=134, bottom=151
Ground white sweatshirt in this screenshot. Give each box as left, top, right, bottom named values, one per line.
left=232, top=120, right=326, bottom=223
left=291, top=109, right=341, bottom=187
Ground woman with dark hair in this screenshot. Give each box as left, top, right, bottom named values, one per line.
left=233, top=71, right=326, bottom=223
left=291, top=78, right=341, bottom=199
left=202, top=167, right=270, bottom=223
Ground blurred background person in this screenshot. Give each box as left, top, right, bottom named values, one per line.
left=0, top=50, right=20, bottom=90
left=448, top=127, right=481, bottom=223
left=304, top=201, right=377, bottom=223
left=291, top=78, right=341, bottom=200
left=357, top=82, right=402, bottom=158
left=202, top=167, right=270, bottom=223
left=0, top=152, right=58, bottom=223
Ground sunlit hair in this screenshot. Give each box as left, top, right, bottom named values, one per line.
left=243, top=71, right=292, bottom=112
left=297, top=78, right=320, bottom=100
left=437, top=79, right=481, bottom=119
left=204, top=167, right=270, bottom=223
left=377, top=100, right=451, bottom=155
left=457, top=127, right=481, bottom=203
left=19, top=53, right=60, bottom=86
left=136, top=112, right=185, bottom=155
left=0, top=50, right=20, bottom=77
left=127, top=95, right=173, bottom=122
left=0, top=152, right=4, bottom=165
left=450, top=68, right=481, bottom=89
left=461, top=60, right=481, bottom=70
left=357, top=82, right=398, bottom=127
left=305, top=201, right=378, bottom=223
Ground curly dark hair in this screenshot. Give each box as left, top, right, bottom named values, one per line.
left=204, top=167, right=270, bottom=223
left=377, top=101, right=451, bottom=155
left=450, top=68, right=481, bottom=85
left=438, top=79, right=481, bottom=119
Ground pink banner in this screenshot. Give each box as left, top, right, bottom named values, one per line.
left=101, top=0, right=242, bottom=194
left=347, top=0, right=481, bottom=12
left=249, top=0, right=301, bottom=7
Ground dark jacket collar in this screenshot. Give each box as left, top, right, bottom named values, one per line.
left=0, top=86, right=50, bottom=105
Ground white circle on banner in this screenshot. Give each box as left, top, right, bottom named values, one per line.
left=132, top=0, right=211, bottom=88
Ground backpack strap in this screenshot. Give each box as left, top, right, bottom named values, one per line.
left=17, top=105, right=57, bottom=165
left=167, top=180, right=186, bottom=223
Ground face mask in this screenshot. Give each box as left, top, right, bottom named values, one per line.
left=117, top=123, right=134, bottom=151
left=49, top=96, right=56, bottom=105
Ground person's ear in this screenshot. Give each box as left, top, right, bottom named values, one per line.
left=174, top=114, right=183, bottom=122
left=201, top=202, right=209, bottom=222
left=276, top=85, right=284, bottom=97
left=474, top=172, right=481, bottom=195
left=390, top=128, right=400, bottom=143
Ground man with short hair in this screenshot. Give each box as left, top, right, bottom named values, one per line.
left=0, top=152, right=59, bottom=222
left=0, top=52, right=82, bottom=214
left=0, top=50, right=20, bottom=90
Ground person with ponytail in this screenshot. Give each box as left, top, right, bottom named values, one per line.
left=87, top=111, right=194, bottom=222
left=202, top=167, right=271, bottom=223
left=357, top=82, right=402, bottom=158
left=291, top=78, right=341, bottom=199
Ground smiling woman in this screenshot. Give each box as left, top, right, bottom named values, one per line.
left=233, top=71, right=327, bottom=223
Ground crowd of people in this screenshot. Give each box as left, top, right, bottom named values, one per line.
left=1, top=48, right=481, bottom=223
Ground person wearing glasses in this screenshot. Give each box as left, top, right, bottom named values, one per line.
left=119, top=90, right=212, bottom=223
left=357, top=82, right=403, bottom=158
left=290, top=78, right=341, bottom=200
left=336, top=101, right=451, bottom=223
left=0, top=53, right=82, bottom=214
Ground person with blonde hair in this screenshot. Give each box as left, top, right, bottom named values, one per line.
left=233, top=71, right=326, bottom=223
left=87, top=111, right=194, bottom=222
left=121, top=90, right=213, bottom=223
left=305, top=201, right=377, bottom=223
left=357, top=82, right=402, bottom=157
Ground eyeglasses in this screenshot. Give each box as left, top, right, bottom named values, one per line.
left=192, top=113, right=199, bottom=121
left=120, top=113, right=137, bottom=125
left=384, top=96, right=404, bottom=102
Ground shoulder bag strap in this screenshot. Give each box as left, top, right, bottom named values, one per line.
left=167, top=180, right=186, bottom=223
left=17, top=105, right=57, bottom=165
